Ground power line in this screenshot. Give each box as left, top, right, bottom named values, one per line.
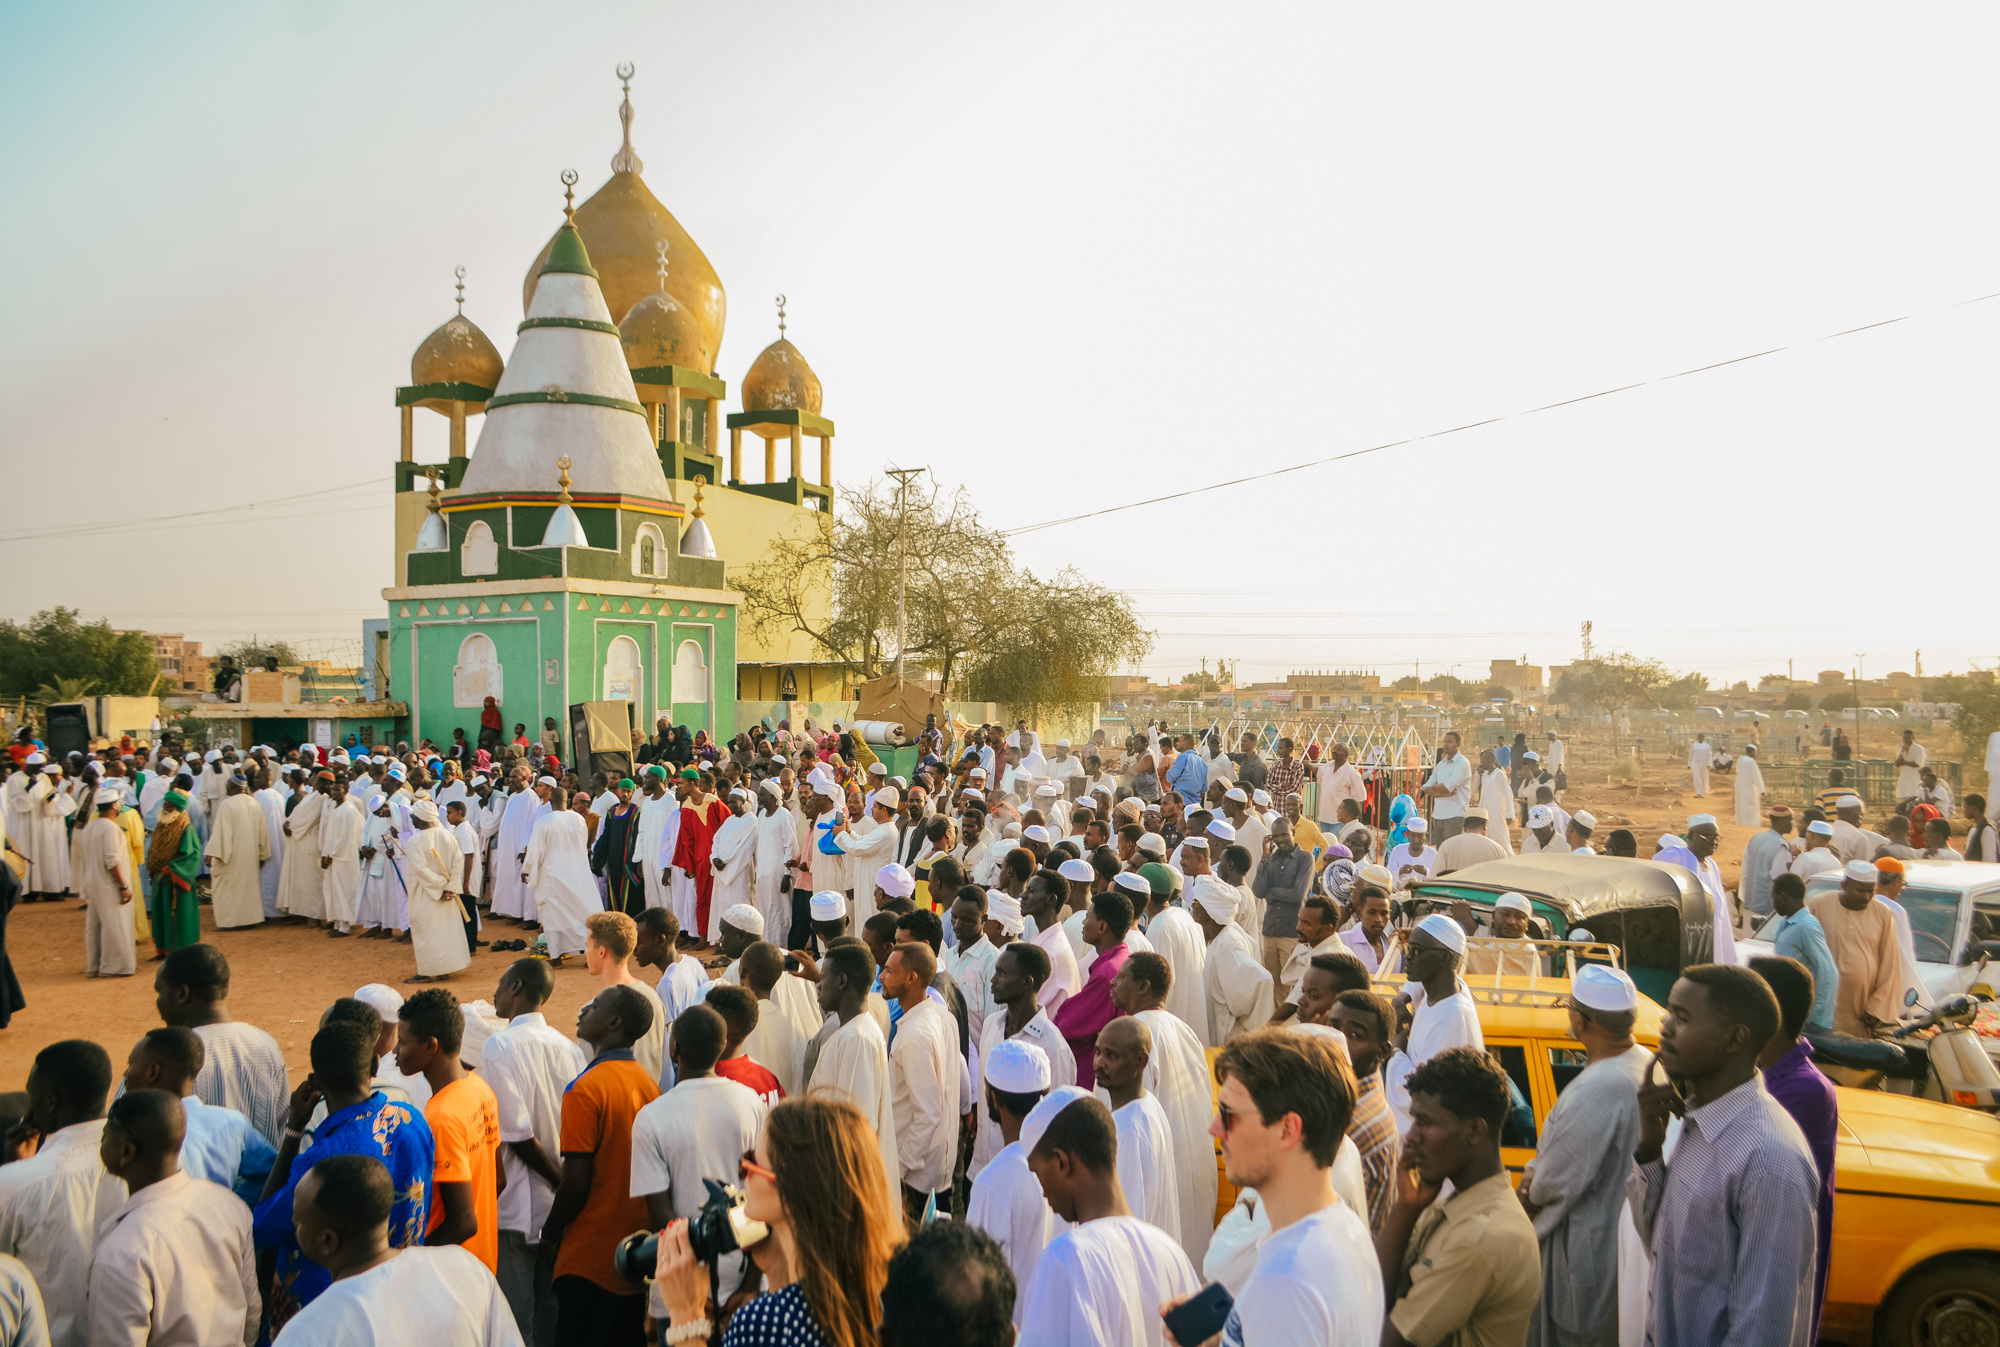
left=0, top=477, right=385, bottom=545
left=1000, top=288, right=2000, bottom=537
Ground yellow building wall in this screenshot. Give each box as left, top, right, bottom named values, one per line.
left=394, top=490, right=431, bottom=587
left=701, top=487, right=834, bottom=667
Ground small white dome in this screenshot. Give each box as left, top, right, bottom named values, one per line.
left=679, top=516, right=717, bottom=560
left=540, top=503, right=590, bottom=548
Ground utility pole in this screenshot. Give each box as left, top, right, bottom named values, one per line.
left=884, top=465, right=926, bottom=681
left=1854, top=654, right=1866, bottom=760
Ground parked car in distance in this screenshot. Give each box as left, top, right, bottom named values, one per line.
left=1695, top=705, right=1725, bottom=720
left=1784, top=708, right=1813, bottom=719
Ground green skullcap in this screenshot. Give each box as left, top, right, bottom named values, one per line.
left=617, top=778, right=636, bottom=790
left=680, top=767, right=701, bottom=780
left=1138, top=862, right=1173, bottom=896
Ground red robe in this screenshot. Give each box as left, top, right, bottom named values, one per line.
left=671, top=799, right=717, bottom=937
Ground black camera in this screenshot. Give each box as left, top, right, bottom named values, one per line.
left=614, top=1177, right=769, bottom=1288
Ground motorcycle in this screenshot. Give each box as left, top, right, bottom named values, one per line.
left=1808, top=958, right=2000, bottom=1112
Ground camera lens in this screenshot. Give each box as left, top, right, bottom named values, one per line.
left=613, top=1231, right=658, bottom=1290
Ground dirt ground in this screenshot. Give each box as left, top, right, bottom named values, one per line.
left=0, top=902, right=625, bottom=1091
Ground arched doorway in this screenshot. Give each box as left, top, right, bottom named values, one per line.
left=453, top=632, right=502, bottom=707
left=604, top=635, right=643, bottom=709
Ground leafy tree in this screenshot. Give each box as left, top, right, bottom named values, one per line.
left=1728, top=680, right=1750, bottom=695
left=1819, top=688, right=1858, bottom=714
left=1782, top=691, right=1812, bottom=711
left=1420, top=674, right=1467, bottom=704
left=1177, top=661, right=1232, bottom=694
left=1483, top=685, right=1510, bottom=703
left=1392, top=675, right=1422, bottom=691
left=964, top=569, right=1151, bottom=723
left=0, top=608, right=160, bottom=703
left=222, top=638, right=301, bottom=668
left=1759, top=673, right=1791, bottom=689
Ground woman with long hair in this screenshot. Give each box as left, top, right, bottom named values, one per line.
left=655, top=1097, right=903, bottom=1347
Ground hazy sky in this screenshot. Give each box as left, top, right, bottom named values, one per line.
left=4, top=3, right=1997, bottom=691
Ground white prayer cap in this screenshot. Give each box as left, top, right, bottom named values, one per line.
left=1414, top=913, right=1468, bottom=955
left=411, top=799, right=440, bottom=823
left=875, top=864, right=916, bottom=899
left=458, top=1004, right=507, bottom=1069
left=1224, top=788, right=1249, bottom=804
left=1252, top=789, right=1272, bottom=807
left=759, top=779, right=781, bottom=796
left=986, top=890, right=1025, bottom=935
left=1035, top=784, right=1060, bottom=798
left=537, top=775, right=558, bottom=787
left=1207, top=821, right=1236, bottom=842
left=1357, top=863, right=1395, bottom=890
left=1137, top=832, right=1166, bottom=856
left=1190, top=875, right=1238, bottom=923
left=42, top=764, right=61, bottom=776
left=1404, top=816, right=1428, bottom=834
left=890, top=776, right=909, bottom=790
left=1655, top=834, right=1680, bottom=851
left=730, top=787, right=751, bottom=801
left=1464, top=807, right=1488, bottom=823
left=867, top=761, right=888, bottom=778
left=806, top=766, right=834, bottom=788
left=1806, top=820, right=1834, bottom=837
left=1101, top=785, right=1120, bottom=800
left=809, top=891, right=848, bottom=921
left=813, top=778, right=842, bottom=800
left=353, top=984, right=405, bottom=1019
left=1180, top=836, right=1209, bottom=852
left=1571, top=965, right=1638, bottom=1013
left=1527, top=805, right=1555, bottom=828
left=205, top=750, right=222, bottom=763
left=723, top=904, right=766, bottom=936
left=967, top=767, right=988, bottom=779
left=366, top=793, right=387, bottom=812
left=1113, top=872, right=1151, bottom=898
left=871, top=787, right=902, bottom=811
left=1002, top=823, right=1022, bottom=839
left=1056, top=739, right=1072, bottom=749
left=1837, top=795, right=1864, bottom=811
left=1523, top=751, right=1541, bottom=762
left=158, top=757, right=176, bottom=770
left=1571, top=810, right=1597, bottom=830
left=1057, top=858, right=1095, bottom=883
left=1020, top=1085, right=1094, bottom=1158
left=1022, top=825, right=1051, bottom=844
left=21, top=753, right=43, bottom=766
left=388, top=765, right=407, bottom=780
left=93, top=787, right=121, bottom=806
left=1494, top=892, right=1532, bottom=914
left=1844, top=860, right=1879, bottom=883
left=984, top=1039, right=1052, bottom=1094
left=1686, top=813, right=1716, bottom=828
left=471, top=775, right=488, bottom=787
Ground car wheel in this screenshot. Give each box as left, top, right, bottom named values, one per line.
left=1876, top=1256, right=2000, bottom=1347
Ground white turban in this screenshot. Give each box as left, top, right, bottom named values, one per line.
left=874, top=864, right=916, bottom=899
left=986, top=890, right=1025, bottom=935
left=722, top=903, right=765, bottom=936
left=411, top=799, right=439, bottom=823
left=1190, top=875, right=1238, bottom=923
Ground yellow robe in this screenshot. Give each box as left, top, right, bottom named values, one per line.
left=116, top=808, right=151, bottom=943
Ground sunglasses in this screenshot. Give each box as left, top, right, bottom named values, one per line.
left=739, top=1149, right=776, bottom=1183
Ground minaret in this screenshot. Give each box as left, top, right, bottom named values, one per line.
left=727, top=294, right=835, bottom=508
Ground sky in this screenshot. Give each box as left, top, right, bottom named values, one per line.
left=3, top=2, right=1997, bottom=692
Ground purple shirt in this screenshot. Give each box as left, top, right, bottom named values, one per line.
left=1053, top=941, right=1130, bottom=1092
left=1762, top=1040, right=1838, bottom=1342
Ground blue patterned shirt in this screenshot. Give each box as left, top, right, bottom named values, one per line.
left=252, top=1090, right=435, bottom=1311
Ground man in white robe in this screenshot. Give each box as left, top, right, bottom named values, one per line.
left=522, top=791, right=598, bottom=962
left=252, top=772, right=287, bottom=920
left=354, top=797, right=399, bottom=934
left=205, top=779, right=271, bottom=929
left=80, top=790, right=137, bottom=977
left=1734, top=743, right=1768, bottom=827
left=1477, top=749, right=1516, bottom=854
left=1110, top=955, right=1219, bottom=1264
left=1383, top=915, right=1485, bottom=1135
left=805, top=942, right=900, bottom=1210
left=319, top=787, right=366, bottom=935
left=1093, top=1016, right=1181, bottom=1240
left=832, top=787, right=898, bottom=926
left=404, top=798, right=471, bottom=982
left=29, top=765, right=75, bottom=897
left=1687, top=734, right=1713, bottom=797
left=1, top=765, right=37, bottom=884
left=490, top=771, right=548, bottom=922
left=966, top=1040, right=1060, bottom=1326
left=1191, top=876, right=1273, bottom=1045
left=707, top=789, right=757, bottom=943
left=1135, top=872, right=1210, bottom=1045
left=634, top=767, right=675, bottom=911
left=278, top=782, right=328, bottom=921
left=751, top=781, right=799, bottom=946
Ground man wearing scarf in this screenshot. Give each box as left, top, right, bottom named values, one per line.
left=590, top=778, right=646, bottom=918
left=146, top=788, right=204, bottom=954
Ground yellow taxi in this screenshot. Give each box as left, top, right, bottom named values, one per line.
left=1208, top=945, right=2000, bottom=1346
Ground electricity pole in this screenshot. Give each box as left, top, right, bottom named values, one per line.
left=884, top=466, right=926, bottom=681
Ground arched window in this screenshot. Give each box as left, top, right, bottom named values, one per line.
left=603, top=635, right=643, bottom=706
left=461, top=520, right=498, bottom=576
left=453, top=632, right=502, bottom=707
left=671, top=638, right=708, bottom=704
left=631, top=522, right=667, bottom=577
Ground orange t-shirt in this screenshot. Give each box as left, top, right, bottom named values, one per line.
left=426, top=1074, right=503, bottom=1272
left=556, top=1053, right=661, bottom=1293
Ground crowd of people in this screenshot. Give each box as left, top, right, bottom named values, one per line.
left=0, top=713, right=1985, bottom=1345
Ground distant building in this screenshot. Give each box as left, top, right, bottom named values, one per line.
left=147, top=634, right=210, bottom=694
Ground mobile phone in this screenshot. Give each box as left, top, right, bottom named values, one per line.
left=1162, top=1282, right=1234, bottom=1346
left=783, top=955, right=800, bottom=973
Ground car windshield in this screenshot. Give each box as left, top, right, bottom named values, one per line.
left=1787, top=877, right=1962, bottom=961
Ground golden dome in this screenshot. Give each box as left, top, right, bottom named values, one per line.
left=524, top=172, right=724, bottom=374
left=410, top=313, right=504, bottom=389
left=620, top=289, right=706, bottom=371
left=741, top=338, right=823, bottom=415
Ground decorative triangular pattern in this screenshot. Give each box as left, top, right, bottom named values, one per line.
left=619, top=601, right=632, bottom=613
left=542, top=599, right=555, bottom=611
left=456, top=602, right=471, bottom=615
left=398, top=605, right=411, bottom=617
left=638, top=602, right=651, bottom=615
left=717, top=607, right=731, bottom=619
left=476, top=600, right=491, bottom=614
left=578, top=598, right=591, bottom=611
left=599, top=599, right=612, bottom=612
left=695, top=606, right=709, bottom=618
left=679, top=605, right=692, bottom=617
left=499, top=599, right=513, bottom=613
left=417, top=603, right=431, bottom=616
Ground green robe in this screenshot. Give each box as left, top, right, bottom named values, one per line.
left=148, top=815, right=203, bottom=950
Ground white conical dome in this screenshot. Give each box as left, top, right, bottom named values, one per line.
left=458, top=223, right=671, bottom=500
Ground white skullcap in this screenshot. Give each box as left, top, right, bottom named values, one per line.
left=1571, top=810, right=1597, bottom=830
left=1022, top=825, right=1051, bottom=844
left=366, top=793, right=387, bottom=812
left=1357, top=863, right=1395, bottom=890
left=1404, top=816, right=1428, bottom=834
left=411, top=799, right=439, bottom=823
left=471, top=774, right=488, bottom=786
left=1686, top=813, right=1716, bottom=828
left=1465, top=807, right=1488, bottom=822
left=1020, top=1085, right=1094, bottom=1157
left=967, top=767, right=988, bottom=779
left=871, top=787, right=901, bottom=811
left=1057, top=858, right=1094, bottom=883
left=759, top=779, right=781, bottom=796
left=1838, top=795, right=1863, bottom=811
left=1056, top=739, right=1072, bottom=749
left=21, top=754, right=43, bottom=766
left=538, top=774, right=559, bottom=787
left=984, top=1038, right=1052, bottom=1094
left=890, top=776, right=909, bottom=790
left=1180, top=836, right=1209, bottom=852
left=1494, top=892, right=1532, bottom=914
left=93, top=787, right=122, bottom=806
left=1224, top=788, right=1249, bottom=804
left=1415, top=913, right=1468, bottom=955
left=1191, top=875, right=1238, bottom=922
left=875, top=863, right=916, bottom=898
left=1523, top=750, right=1540, bottom=762
left=1113, top=872, right=1151, bottom=898
left=1002, top=823, right=1022, bottom=839
left=722, top=904, right=765, bottom=936
left=809, top=890, right=848, bottom=920
left=1571, top=965, right=1638, bottom=1013
left=1806, top=820, right=1834, bottom=836
left=42, top=764, right=62, bottom=776
left=1035, top=783, right=1060, bottom=798
left=729, top=787, right=751, bottom=801
left=1251, top=789, right=1272, bottom=807
left=1208, top=821, right=1236, bottom=842
left=204, top=750, right=222, bottom=763
left=1527, top=805, right=1555, bottom=828
left=1137, top=832, right=1166, bottom=855
left=1844, top=860, right=1879, bottom=883
left=353, top=984, right=405, bottom=1019
left=986, top=890, right=1025, bottom=935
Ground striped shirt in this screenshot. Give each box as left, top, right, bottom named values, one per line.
left=1346, top=1071, right=1400, bottom=1234
left=1627, top=1073, right=1820, bottom=1346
